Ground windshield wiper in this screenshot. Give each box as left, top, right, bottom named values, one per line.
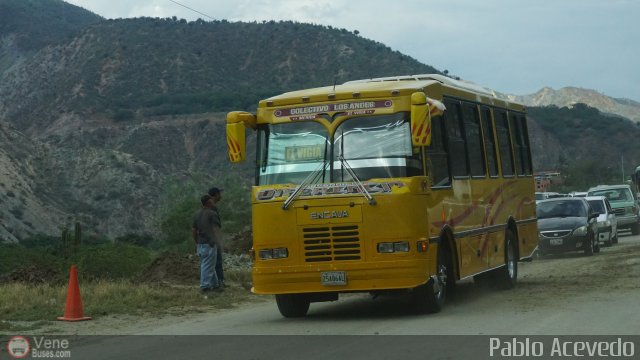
left=338, top=155, right=377, bottom=206
left=282, top=161, right=327, bottom=210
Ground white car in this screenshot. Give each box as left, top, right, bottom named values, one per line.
left=586, top=196, right=618, bottom=246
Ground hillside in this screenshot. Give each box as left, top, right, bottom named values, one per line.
left=0, top=1, right=438, bottom=242
left=0, top=17, right=438, bottom=135
left=527, top=104, right=640, bottom=184
left=0, top=0, right=102, bottom=73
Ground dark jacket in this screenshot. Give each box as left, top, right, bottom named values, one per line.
left=192, top=206, right=221, bottom=245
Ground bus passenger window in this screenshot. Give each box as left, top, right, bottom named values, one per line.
left=426, top=115, right=451, bottom=187
left=519, top=115, right=533, bottom=175
left=481, top=107, right=499, bottom=177
left=444, top=100, right=469, bottom=178
left=509, top=114, right=524, bottom=175
left=462, top=103, right=486, bottom=177
left=495, top=110, right=515, bottom=177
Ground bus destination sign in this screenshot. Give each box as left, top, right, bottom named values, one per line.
left=274, top=100, right=393, bottom=121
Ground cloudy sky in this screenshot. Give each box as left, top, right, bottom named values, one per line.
left=65, top=0, right=640, bottom=101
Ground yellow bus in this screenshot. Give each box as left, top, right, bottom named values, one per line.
left=226, top=74, right=537, bottom=317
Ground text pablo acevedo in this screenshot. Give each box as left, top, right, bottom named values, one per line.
left=489, top=337, right=635, bottom=357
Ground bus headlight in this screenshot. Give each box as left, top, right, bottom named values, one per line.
left=393, top=242, right=410, bottom=252
left=259, top=248, right=288, bottom=260
left=377, top=241, right=409, bottom=253
left=377, top=243, right=394, bottom=253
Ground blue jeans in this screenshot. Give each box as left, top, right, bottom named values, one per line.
left=197, top=243, right=219, bottom=290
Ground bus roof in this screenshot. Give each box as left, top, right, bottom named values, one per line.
left=260, top=74, right=519, bottom=108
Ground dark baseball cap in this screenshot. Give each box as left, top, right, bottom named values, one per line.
left=200, top=194, right=213, bottom=205
left=208, top=187, right=223, bottom=196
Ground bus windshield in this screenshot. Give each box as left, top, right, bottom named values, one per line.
left=333, top=112, right=418, bottom=182
left=257, top=121, right=329, bottom=185
left=256, top=112, right=420, bottom=185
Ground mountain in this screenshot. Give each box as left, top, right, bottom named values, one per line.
left=0, top=17, right=438, bottom=135
left=512, top=87, right=640, bottom=123
left=0, top=0, right=102, bottom=73
left=0, top=1, right=438, bottom=243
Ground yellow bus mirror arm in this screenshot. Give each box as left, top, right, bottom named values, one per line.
left=226, top=111, right=257, bottom=163
left=410, top=92, right=445, bottom=147
left=227, top=111, right=257, bottom=129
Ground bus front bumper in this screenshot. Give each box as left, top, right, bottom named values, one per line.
left=252, top=259, right=431, bottom=295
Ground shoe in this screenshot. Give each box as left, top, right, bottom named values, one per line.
left=211, top=286, right=225, bottom=293
left=200, top=287, right=213, bottom=294
left=220, top=281, right=228, bottom=288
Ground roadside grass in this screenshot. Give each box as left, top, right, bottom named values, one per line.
left=0, top=270, right=256, bottom=333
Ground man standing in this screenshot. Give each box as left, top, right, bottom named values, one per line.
left=208, top=187, right=226, bottom=288
left=192, top=194, right=222, bottom=293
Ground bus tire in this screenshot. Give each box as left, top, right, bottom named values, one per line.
left=492, top=229, right=518, bottom=290
left=275, top=294, right=310, bottom=318
left=411, top=243, right=449, bottom=313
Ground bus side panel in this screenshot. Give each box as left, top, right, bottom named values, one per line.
left=457, top=234, right=488, bottom=278
left=485, top=229, right=505, bottom=270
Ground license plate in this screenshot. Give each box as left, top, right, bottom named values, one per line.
left=550, top=238, right=563, bottom=245
left=321, top=271, right=347, bottom=286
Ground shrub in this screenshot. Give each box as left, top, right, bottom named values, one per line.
left=115, top=233, right=155, bottom=247
left=76, top=243, right=153, bottom=280
left=0, top=244, right=63, bottom=276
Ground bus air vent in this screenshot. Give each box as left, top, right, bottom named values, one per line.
left=302, top=225, right=361, bottom=262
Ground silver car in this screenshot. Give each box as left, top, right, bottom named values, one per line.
left=586, top=196, right=618, bottom=245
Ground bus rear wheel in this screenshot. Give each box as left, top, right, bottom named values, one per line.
left=275, top=294, right=310, bottom=318
left=491, top=229, right=518, bottom=290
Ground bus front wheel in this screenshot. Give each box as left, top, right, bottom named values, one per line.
left=275, top=294, right=310, bottom=318
left=411, top=244, right=449, bottom=313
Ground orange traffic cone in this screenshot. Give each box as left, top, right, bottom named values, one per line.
left=57, top=265, right=92, bottom=321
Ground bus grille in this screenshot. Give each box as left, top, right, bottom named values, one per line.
left=302, top=225, right=361, bottom=262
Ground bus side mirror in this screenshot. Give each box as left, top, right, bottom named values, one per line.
left=226, top=111, right=257, bottom=163
left=410, top=92, right=445, bottom=146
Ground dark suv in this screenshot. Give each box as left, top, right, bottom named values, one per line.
left=537, top=197, right=600, bottom=256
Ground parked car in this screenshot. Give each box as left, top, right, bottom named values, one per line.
left=537, top=197, right=600, bottom=256
left=587, top=184, right=640, bottom=235
left=586, top=196, right=618, bottom=245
